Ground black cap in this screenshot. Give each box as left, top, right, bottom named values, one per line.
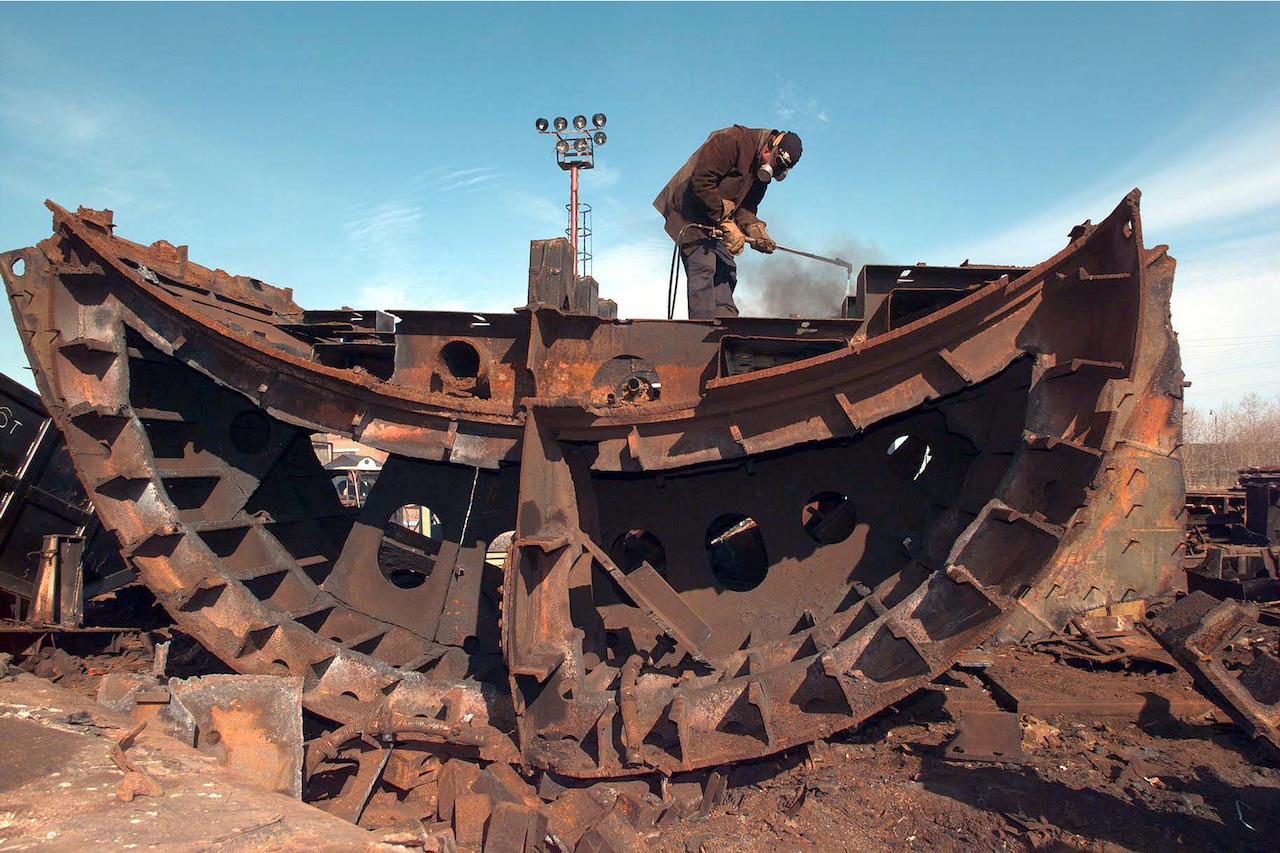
left=775, top=131, right=802, bottom=170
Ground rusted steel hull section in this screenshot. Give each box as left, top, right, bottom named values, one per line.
left=2, top=192, right=1183, bottom=777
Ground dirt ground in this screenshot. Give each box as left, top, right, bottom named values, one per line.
left=654, top=651, right=1280, bottom=853
left=4, top=601, right=1279, bottom=853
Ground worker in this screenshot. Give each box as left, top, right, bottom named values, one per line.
left=654, top=126, right=802, bottom=319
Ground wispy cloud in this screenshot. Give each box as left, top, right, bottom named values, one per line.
left=0, top=85, right=121, bottom=148
left=507, top=190, right=568, bottom=233
left=0, top=83, right=174, bottom=212
left=930, top=106, right=1280, bottom=410
left=1143, top=117, right=1280, bottom=237
left=0, top=79, right=157, bottom=195
left=344, top=202, right=422, bottom=251
left=340, top=198, right=526, bottom=313
left=585, top=164, right=621, bottom=190
left=935, top=108, right=1280, bottom=265
left=356, top=279, right=436, bottom=311
left=592, top=238, right=676, bottom=320
left=342, top=201, right=433, bottom=307
left=412, top=165, right=501, bottom=194
left=1172, top=228, right=1280, bottom=407
left=774, top=79, right=829, bottom=125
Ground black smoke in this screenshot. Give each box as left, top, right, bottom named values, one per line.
left=737, top=238, right=886, bottom=319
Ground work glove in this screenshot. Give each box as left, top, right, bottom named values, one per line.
left=720, top=220, right=747, bottom=256
left=746, top=222, right=776, bottom=254
left=720, top=199, right=737, bottom=222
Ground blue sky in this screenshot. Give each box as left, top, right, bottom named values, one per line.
left=2, top=2, right=1278, bottom=414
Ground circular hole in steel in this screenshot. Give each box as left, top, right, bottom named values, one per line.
left=229, top=410, right=272, bottom=455
left=330, top=472, right=376, bottom=508
left=378, top=503, right=441, bottom=589
left=610, top=529, right=667, bottom=575
left=439, top=340, right=480, bottom=381
left=886, top=434, right=932, bottom=481
left=486, top=530, right=515, bottom=567
left=11, top=258, right=25, bottom=277
left=591, top=355, right=660, bottom=406
left=271, top=659, right=291, bottom=675
left=802, top=491, right=857, bottom=545
left=705, top=513, right=768, bottom=592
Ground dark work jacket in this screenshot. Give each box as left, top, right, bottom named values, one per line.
left=653, top=125, right=772, bottom=250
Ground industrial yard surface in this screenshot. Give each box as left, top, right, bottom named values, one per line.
left=3, top=606, right=1277, bottom=853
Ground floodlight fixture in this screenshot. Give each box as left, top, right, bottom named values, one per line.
left=534, top=109, right=614, bottom=279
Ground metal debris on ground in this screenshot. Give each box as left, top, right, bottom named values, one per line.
left=167, top=673, right=306, bottom=797
left=939, top=670, right=1025, bottom=764
left=0, top=669, right=390, bottom=850
left=1149, top=591, right=1280, bottom=749
left=111, top=719, right=164, bottom=801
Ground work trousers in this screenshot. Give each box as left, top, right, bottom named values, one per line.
left=682, top=238, right=739, bottom=320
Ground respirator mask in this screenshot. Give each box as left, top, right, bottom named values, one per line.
left=756, top=152, right=789, bottom=184
left=756, top=138, right=794, bottom=184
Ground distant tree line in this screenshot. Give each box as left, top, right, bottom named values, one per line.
left=1182, top=393, right=1280, bottom=490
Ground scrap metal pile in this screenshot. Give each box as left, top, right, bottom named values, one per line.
left=1185, top=468, right=1280, bottom=603
left=0, top=373, right=129, bottom=623
left=2, top=191, right=1191, bottom=845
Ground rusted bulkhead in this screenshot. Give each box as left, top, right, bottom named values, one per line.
left=2, top=191, right=1183, bottom=777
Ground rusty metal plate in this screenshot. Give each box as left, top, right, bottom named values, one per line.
left=167, top=674, right=305, bottom=797
left=942, top=709, right=1025, bottom=764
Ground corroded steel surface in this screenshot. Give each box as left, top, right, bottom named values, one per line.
left=2, top=192, right=1184, bottom=777
left=1151, top=591, right=1280, bottom=749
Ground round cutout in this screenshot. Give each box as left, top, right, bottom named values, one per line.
left=887, top=435, right=932, bottom=481
left=705, top=513, right=768, bottom=592
left=611, top=529, right=667, bottom=575
left=802, top=491, right=857, bottom=544
left=378, top=503, right=441, bottom=589
left=440, top=340, right=480, bottom=380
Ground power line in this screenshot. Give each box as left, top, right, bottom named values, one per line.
left=1179, top=334, right=1280, bottom=343
left=1186, top=361, right=1279, bottom=379
left=1187, top=379, right=1280, bottom=395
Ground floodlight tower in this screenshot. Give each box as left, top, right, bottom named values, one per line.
left=534, top=113, right=608, bottom=278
